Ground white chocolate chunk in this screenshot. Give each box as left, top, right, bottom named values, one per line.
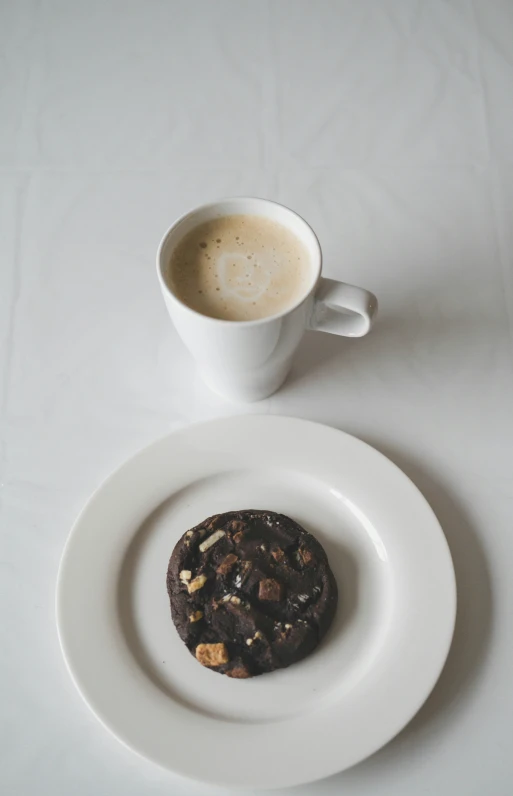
left=246, top=638, right=253, bottom=646
left=196, top=642, right=229, bottom=667
left=199, top=529, right=225, bottom=552
left=221, top=593, right=241, bottom=605
left=179, top=570, right=192, bottom=581
left=189, top=611, right=203, bottom=622
left=188, top=574, right=207, bottom=593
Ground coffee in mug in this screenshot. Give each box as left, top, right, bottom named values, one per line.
left=166, top=214, right=311, bottom=322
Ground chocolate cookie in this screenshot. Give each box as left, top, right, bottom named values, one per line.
left=166, top=510, right=338, bottom=678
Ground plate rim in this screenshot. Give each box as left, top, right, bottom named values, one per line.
left=56, top=415, right=456, bottom=789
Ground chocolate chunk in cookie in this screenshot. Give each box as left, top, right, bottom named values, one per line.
left=216, top=553, right=238, bottom=575
left=258, top=578, right=283, bottom=601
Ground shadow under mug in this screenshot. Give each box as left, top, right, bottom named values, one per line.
left=156, top=197, right=378, bottom=402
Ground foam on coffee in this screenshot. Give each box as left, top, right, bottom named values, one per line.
left=167, top=214, right=311, bottom=321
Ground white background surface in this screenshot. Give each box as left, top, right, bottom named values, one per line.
left=1, top=1, right=512, bottom=794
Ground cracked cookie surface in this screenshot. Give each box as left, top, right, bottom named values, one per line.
left=167, top=510, right=338, bottom=677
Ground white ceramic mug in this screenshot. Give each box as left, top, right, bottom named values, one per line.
left=157, top=197, right=377, bottom=402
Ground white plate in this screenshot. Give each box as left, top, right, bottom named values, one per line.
left=56, top=416, right=456, bottom=789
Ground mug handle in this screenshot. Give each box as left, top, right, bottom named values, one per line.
left=308, top=278, right=378, bottom=337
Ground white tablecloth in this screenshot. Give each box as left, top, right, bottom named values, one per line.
left=2, top=1, right=513, bottom=794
